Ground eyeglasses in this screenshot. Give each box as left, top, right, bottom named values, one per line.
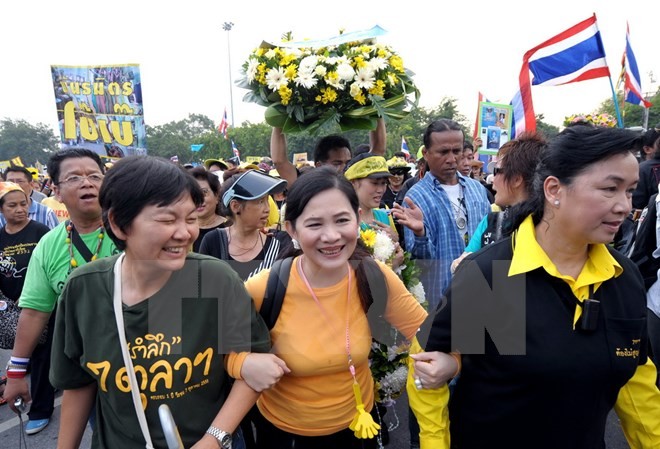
left=59, top=174, right=104, bottom=186
left=493, top=167, right=504, bottom=176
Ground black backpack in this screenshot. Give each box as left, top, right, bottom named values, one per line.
left=259, top=257, right=395, bottom=345
left=629, top=193, right=660, bottom=290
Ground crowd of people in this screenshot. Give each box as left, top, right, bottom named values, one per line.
left=0, top=119, right=659, bottom=449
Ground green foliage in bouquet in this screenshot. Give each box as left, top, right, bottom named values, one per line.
left=238, top=35, right=420, bottom=134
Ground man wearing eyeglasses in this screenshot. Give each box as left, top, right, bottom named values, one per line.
left=2, top=166, right=58, bottom=230
left=4, top=149, right=119, bottom=435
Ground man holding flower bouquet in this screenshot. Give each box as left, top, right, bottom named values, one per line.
left=269, top=117, right=386, bottom=188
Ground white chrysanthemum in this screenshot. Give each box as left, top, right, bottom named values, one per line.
left=265, top=67, right=289, bottom=91
left=335, top=55, right=349, bottom=65
left=354, top=68, right=376, bottom=89
left=325, top=56, right=337, bottom=65
left=373, top=231, right=395, bottom=262
left=264, top=49, right=277, bottom=59
left=294, top=71, right=317, bottom=89
left=409, top=281, right=426, bottom=305
left=366, top=56, right=388, bottom=73
left=336, top=63, right=355, bottom=81
left=287, top=48, right=303, bottom=58
left=314, top=65, right=327, bottom=77
left=379, top=365, right=408, bottom=397
left=298, top=55, right=318, bottom=74
left=246, top=59, right=259, bottom=84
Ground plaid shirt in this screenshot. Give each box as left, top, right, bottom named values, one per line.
left=0, top=199, right=59, bottom=230
left=404, top=172, right=490, bottom=310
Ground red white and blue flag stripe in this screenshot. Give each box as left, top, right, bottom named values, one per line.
left=231, top=140, right=241, bottom=160
left=622, top=23, right=651, bottom=108
left=401, top=137, right=410, bottom=158
left=218, top=107, right=229, bottom=139
left=511, top=14, right=611, bottom=136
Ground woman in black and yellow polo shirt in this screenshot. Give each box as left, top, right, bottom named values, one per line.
left=410, top=125, right=660, bottom=448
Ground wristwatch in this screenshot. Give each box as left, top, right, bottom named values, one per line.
left=206, top=426, right=232, bottom=449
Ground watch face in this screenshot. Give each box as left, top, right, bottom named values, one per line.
left=221, top=433, right=232, bottom=448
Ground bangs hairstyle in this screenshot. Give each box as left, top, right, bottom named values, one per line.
left=284, top=166, right=359, bottom=227
left=100, top=156, right=204, bottom=250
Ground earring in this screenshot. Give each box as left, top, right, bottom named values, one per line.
left=292, top=239, right=300, bottom=250
left=554, top=199, right=560, bottom=206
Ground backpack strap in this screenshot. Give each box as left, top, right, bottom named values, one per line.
left=362, top=260, right=391, bottom=345
left=260, top=257, right=294, bottom=330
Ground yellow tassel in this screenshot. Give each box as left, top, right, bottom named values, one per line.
left=70, top=258, right=78, bottom=267
left=348, top=381, right=380, bottom=439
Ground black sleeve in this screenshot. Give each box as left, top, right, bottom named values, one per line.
left=199, top=229, right=224, bottom=260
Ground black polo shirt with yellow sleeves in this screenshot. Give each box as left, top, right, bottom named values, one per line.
left=425, top=215, right=660, bottom=449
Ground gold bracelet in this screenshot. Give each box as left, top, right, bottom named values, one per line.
left=449, top=351, right=461, bottom=378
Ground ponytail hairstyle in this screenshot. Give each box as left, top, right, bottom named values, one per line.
left=283, top=166, right=382, bottom=314
left=507, top=126, right=641, bottom=234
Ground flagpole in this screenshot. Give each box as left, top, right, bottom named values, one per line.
left=607, top=76, right=624, bottom=128
left=222, top=22, right=236, bottom=128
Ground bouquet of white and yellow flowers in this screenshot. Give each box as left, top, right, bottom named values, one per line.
left=238, top=27, right=419, bottom=134
left=359, top=227, right=426, bottom=408
left=563, top=112, right=617, bottom=128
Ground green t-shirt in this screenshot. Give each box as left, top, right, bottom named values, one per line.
left=50, top=253, right=271, bottom=449
left=19, top=222, right=119, bottom=312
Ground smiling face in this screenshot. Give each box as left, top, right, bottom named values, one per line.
left=0, top=190, right=29, bottom=226
left=52, top=157, right=104, bottom=220
left=548, top=152, right=638, bottom=245
left=285, top=188, right=359, bottom=275
left=351, top=177, right=387, bottom=210
left=113, top=194, right=199, bottom=274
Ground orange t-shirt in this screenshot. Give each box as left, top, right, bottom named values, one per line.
left=42, top=196, right=69, bottom=223
left=244, top=258, right=427, bottom=436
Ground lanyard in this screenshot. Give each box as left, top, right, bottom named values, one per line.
left=296, top=256, right=358, bottom=380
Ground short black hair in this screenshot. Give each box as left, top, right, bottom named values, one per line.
left=99, top=156, right=204, bottom=251
left=4, top=166, right=32, bottom=182
left=314, top=135, right=351, bottom=163
left=189, top=166, right=222, bottom=214
left=48, top=148, right=104, bottom=184
left=423, top=119, right=464, bottom=148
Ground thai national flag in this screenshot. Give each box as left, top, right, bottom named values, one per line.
left=511, top=14, right=611, bottom=135
left=231, top=140, right=240, bottom=160
left=217, top=108, right=229, bottom=140
left=401, top=137, right=410, bottom=158
left=622, top=23, right=652, bottom=108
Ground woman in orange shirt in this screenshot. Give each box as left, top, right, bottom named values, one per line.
left=244, top=167, right=456, bottom=449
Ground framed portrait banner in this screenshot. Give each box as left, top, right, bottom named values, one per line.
left=476, top=102, right=513, bottom=155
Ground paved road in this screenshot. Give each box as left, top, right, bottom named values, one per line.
left=1, top=349, right=630, bottom=448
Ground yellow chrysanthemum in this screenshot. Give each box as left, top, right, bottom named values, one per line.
left=389, top=55, right=404, bottom=73
left=354, top=91, right=366, bottom=105
left=280, top=53, right=297, bottom=67
left=359, top=45, right=372, bottom=55
left=387, top=73, right=399, bottom=86
left=368, top=80, right=386, bottom=97
left=279, top=85, right=292, bottom=105
left=377, top=48, right=388, bottom=58
left=360, top=229, right=377, bottom=248
left=284, top=64, right=298, bottom=80
left=353, top=55, right=367, bottom=69
left=315, top=87, right=337, bottom=104
left=256, top=64, right=267, bottom=84
left=255, top=48, right=265, bottom=57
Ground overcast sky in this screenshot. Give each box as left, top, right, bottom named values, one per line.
left=2, top=0, right=657, bottom=138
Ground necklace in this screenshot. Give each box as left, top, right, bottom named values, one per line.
left=65, top=222, right=105, bottom=268
left=297, top=256, right=380, bottom=438
left=448, top=197, right=467, bottom=230
left=227, top=228, right=262, bottom=257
